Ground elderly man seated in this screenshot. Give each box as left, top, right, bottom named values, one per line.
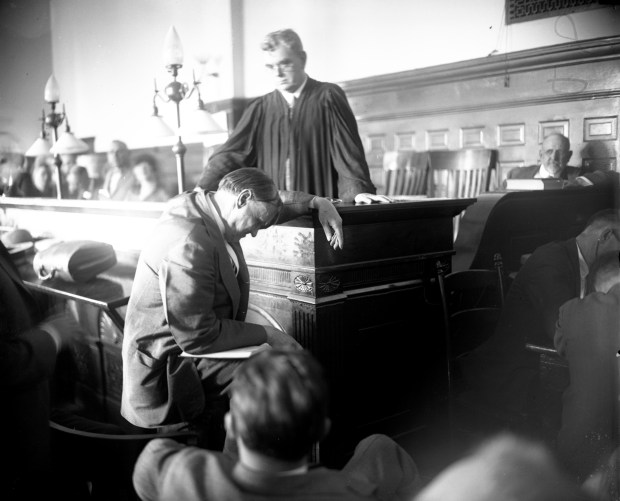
left=506, top=133, right=583, bottom=182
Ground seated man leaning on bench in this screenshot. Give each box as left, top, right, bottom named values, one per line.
left=132, top=349, right=420, bottom=501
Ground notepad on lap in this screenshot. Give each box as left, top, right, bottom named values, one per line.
left=180, top=344, right=267, bottom=359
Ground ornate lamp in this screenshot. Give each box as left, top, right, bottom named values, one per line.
left=26, top=75, right=88, bottom=199
left=153, top=26, right=224, bottom=195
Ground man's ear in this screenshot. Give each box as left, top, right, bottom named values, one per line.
left=224, top=412, right=236, bottom=439
left=237, top=189, right=252, bottom=208
left=300, top=51, right=307, bottom=69
left=599, top=228, right=613, bottom=242
left=566, top=150, right=573, bottom=163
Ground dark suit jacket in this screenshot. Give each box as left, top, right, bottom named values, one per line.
left=462, top=239, right=581, bottom=414
left=507, top=164, right=583, bottom=182
left=554, top=284, right=620, bottom=481
left=0, top=242, right=58, bottom=498
left=133, top=434, right=420, bottom=501
left=121, top=190, right=267, bottom=428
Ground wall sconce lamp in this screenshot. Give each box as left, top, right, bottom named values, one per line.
left=26, top=75, right=89, bottom=199
left=152, top=26, right=224, bottom=195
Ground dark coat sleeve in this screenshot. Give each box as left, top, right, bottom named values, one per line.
left=197, top=99, right=264, bottom=191
left=321, top=84, right=376, bottom=201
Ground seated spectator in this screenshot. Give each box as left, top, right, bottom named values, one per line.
left=100, top=140, right=137, bottom=201
left=66, top=164, right=91, bottom=200
left=506, top=133, right=583, bottom=182
left=31, top=155, right=57, bottom=197
left=0, top=240, right=80, bottom=499
left=130, top=154, right=169, bottom=202
left=414, top=433, right=591, bottom=501
left=554, top=251, right=620, bottom=488
left=461, top=209, right=620, bottom=417
left=8, top=155, right=56, bottom=198
left=133, top=349, right=420, bottom=501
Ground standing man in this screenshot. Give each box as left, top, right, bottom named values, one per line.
left=506, top=133, right=583, bottom=182
left=122, top=168, right=341, bottom=447
left=100, top=139, right=137, bottom=200
left=198, top=29, right=388, bottom=204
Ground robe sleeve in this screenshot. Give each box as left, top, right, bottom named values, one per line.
left=197, top=99, right=264, bottom=191
left=323, top=85, right=376, bottom=201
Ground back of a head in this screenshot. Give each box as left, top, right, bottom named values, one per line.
left=588, top=250, right=620, bottom=293
left=261, top=28, right=304, bottom=57
left=415, top=433, right=590, bottom=501
left=229, top=349, right=329, bottom=462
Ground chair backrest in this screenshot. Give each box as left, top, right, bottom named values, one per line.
left=427, top=149, right=497, bottom=199
left=246, top=303, right=286, bottom=332
left=382, top=150, right=429, bottom=197
left=50, top=419, right=198, bottom=501
left=437, top=253, right=506, bottom=359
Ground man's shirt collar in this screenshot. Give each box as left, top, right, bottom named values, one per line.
left=278, top=75, right=308, bottom=107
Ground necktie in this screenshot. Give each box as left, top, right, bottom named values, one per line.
left=225, top=242, right=239, bottom=276
left=286, top=97, right=296, bottom=190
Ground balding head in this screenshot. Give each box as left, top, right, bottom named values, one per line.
left=107, top=140, right=130, bottom=171
left=415, top=434, right=588, bottom=501
left=539, top=133, right=572, bottom=178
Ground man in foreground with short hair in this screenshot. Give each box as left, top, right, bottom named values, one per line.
left=133, top=349, right=420, bottom=501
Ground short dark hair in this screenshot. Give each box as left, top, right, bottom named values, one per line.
left=261, top=29, right=304, bottom=59
left=229, top=349, right=329, bottom=461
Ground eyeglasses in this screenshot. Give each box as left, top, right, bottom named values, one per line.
left=265, top=61, right=295, bottom=73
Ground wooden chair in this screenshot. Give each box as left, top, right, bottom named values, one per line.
left=50, top=417, right=198, bottom=501
left=428, top=149, right=497, bottom=238
left=246, top=303, right=286, bottom=332
left=427, top=149, right=497, bottom=199
left=435, top=253, right=506, bottom=441
left=382, top=150, right=429, bottom=197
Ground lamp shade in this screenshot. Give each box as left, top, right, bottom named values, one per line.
left=44, top=75, right=60, bottom=103
left=145, top=114, right=175, bottom=138
left=185, top=108, right=225, bottom=134
left=25, top=137, right=52, bottom=157
left=163, top=26, right=184, bottom=67
left=50, top=131, right=90, bottom=155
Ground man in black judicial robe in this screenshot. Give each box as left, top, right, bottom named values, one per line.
left=197, top=29, right=388, bottom=204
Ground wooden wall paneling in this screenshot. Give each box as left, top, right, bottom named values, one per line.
left=343, top=36, right=620, bottom=179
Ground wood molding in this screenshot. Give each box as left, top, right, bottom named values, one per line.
left=340, top=36, right=620, bottom=97
left=355, top=89, right=620, bottom=123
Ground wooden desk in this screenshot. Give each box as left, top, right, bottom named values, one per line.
left=453, top=185, right=617, bottom=274
left=17, top=257, right=134, bottom=333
